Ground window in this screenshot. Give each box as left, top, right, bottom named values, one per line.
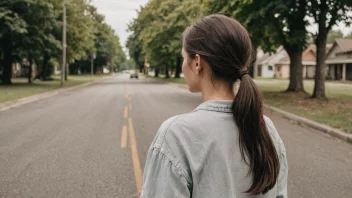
left=268, top=65, right=273, bottom=71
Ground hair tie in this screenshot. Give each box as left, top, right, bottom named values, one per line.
left=239, top=70, right=248, bottom=80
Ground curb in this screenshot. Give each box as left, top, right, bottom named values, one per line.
left=0, top=75, right=113, bottom=112
left=171, top=82, right=352, bottom=144
left=265, top=105, right=352, bottom=144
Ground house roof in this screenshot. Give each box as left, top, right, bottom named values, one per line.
left=257, top=46, right=287, bottom=65
left=303, top=44, right=316, bottom=56
left=325, top=39, right=352, bottom=64
left=335, top=38, right=352, bottom=53
left=255, top=53, right=270, bottom=66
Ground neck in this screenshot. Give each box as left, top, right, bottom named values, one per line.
left=201, top=79, right=234, bottom=102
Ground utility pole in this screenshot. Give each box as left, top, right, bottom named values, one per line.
left=61, top=4, right=67, bottom=87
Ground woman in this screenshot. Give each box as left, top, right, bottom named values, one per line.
left=141, top=14, right=288, bottom=198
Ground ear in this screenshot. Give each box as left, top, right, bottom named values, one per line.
left=195, top=54, right=203, bottom=74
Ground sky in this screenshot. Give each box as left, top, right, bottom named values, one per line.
left=92, top=0, right=149, bottom=50
left=92, top=0, right=352, bottom=53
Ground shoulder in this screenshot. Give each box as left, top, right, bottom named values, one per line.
left=147, top=113, right=196, bottom=183
left=152, top=112, right=198, bottom=149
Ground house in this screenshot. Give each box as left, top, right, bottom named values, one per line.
left=256, top=44, right=318, bottom=79
left=255, top=52, right=272, bottom=78
left=256, top=47, right=287, bottom=78
left=325, top=39, right=352, bottom=81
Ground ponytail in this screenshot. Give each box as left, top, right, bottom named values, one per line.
left=232, top=74, right=280, bottom=195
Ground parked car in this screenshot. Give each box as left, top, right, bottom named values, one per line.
left=130, top=71, right=138, bottom=79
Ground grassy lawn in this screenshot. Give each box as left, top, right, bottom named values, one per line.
left=0, top=74, right=109, bottom=103
left=142, top=73, right=187, bottom=84
left=258, top=81, right=352, bottom=133
left=148, top=74, right=352, bottom=133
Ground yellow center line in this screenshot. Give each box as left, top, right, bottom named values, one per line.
left=128, top=118, right=143, bottom=193
left=126, top=84, right=130, bottom=99
left=124, top=106, right=128, bottom=118
left=121, top=125, right=128, bottom=148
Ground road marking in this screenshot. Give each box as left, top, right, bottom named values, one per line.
left=121, top=125, right=128, bottom=148
left=124, top=106, right=128, bottom=118
left=128, top=118, right=143, bottom=193
left=126, top=85, right=130, bottom=99
left=129, top=103, right=132, bottom=110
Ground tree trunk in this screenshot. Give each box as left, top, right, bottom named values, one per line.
left=312, top=32, right=327, bottom=98
left=165, top=64, right=170, bottom=78
left=41, top=54, right=50, bottom=80
left=2, top=39, right=13, bottom=85
left=35, top=59, right=42, bottom=80
left=28, top=59, right=33, bottom=84
left=312, top=8, right=328, bottom=98
left=286, top=50, right=305, bottom=92
left=171, top=66, right=175, bottom=77
left=155, top=68, right=159, bottom=77
left=175, top=56, right=181, bottom=78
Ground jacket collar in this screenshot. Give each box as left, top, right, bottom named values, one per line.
left=194, top=100, right=233, bottom=113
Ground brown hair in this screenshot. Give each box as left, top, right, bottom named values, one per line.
left=182, top=14, right=280, bottom=195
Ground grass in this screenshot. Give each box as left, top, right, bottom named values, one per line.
left=0, top=74, right=109, bottom=103
left=257, top=81, right=352, bottom=133
left=142, top=73, right=187, bottom=84
left=148, top=74, right=352, bottom=133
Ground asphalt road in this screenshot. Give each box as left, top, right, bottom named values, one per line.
left=0, top=74, right=351, bottom=198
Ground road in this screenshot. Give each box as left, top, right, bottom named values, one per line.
left=0, top=74, right=351, bottom=198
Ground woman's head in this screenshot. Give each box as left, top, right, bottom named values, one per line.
left=181, top=14, right=280, bottom=195
left=181, top=14, right=252, bottom=92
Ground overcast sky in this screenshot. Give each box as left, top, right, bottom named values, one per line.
left=92, top=0, right=352, bottom=52
left=92, top=0, right=148, bottom=49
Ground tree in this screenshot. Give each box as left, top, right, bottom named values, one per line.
left=310, top=0, right=352, bottom=98
left=127, top=0, right=204, bottom=78
left=327, top=30, right=344, bottom=43
left=126, top=21, right=144, bottom=73
left=0, top=0, right=58, bottom=84
left=0, top=0, right=123, bottom=84
left=68, top=5, right=126, bottom=75
left=207, top=0, right=308, bottom=92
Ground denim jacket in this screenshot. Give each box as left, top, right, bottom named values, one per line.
left=141, top=100, right=288, bottom=198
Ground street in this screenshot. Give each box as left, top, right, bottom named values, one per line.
left=0, top=74, right=351, bottom=198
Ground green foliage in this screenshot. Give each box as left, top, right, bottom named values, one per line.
left=0, top=0, right=126, bottom=84
left=126, top=0, right=205, bottom=76
left=207, top=0, right=309, bottom=53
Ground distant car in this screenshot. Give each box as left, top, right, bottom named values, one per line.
left=130, top=71, right=138, bottom=79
